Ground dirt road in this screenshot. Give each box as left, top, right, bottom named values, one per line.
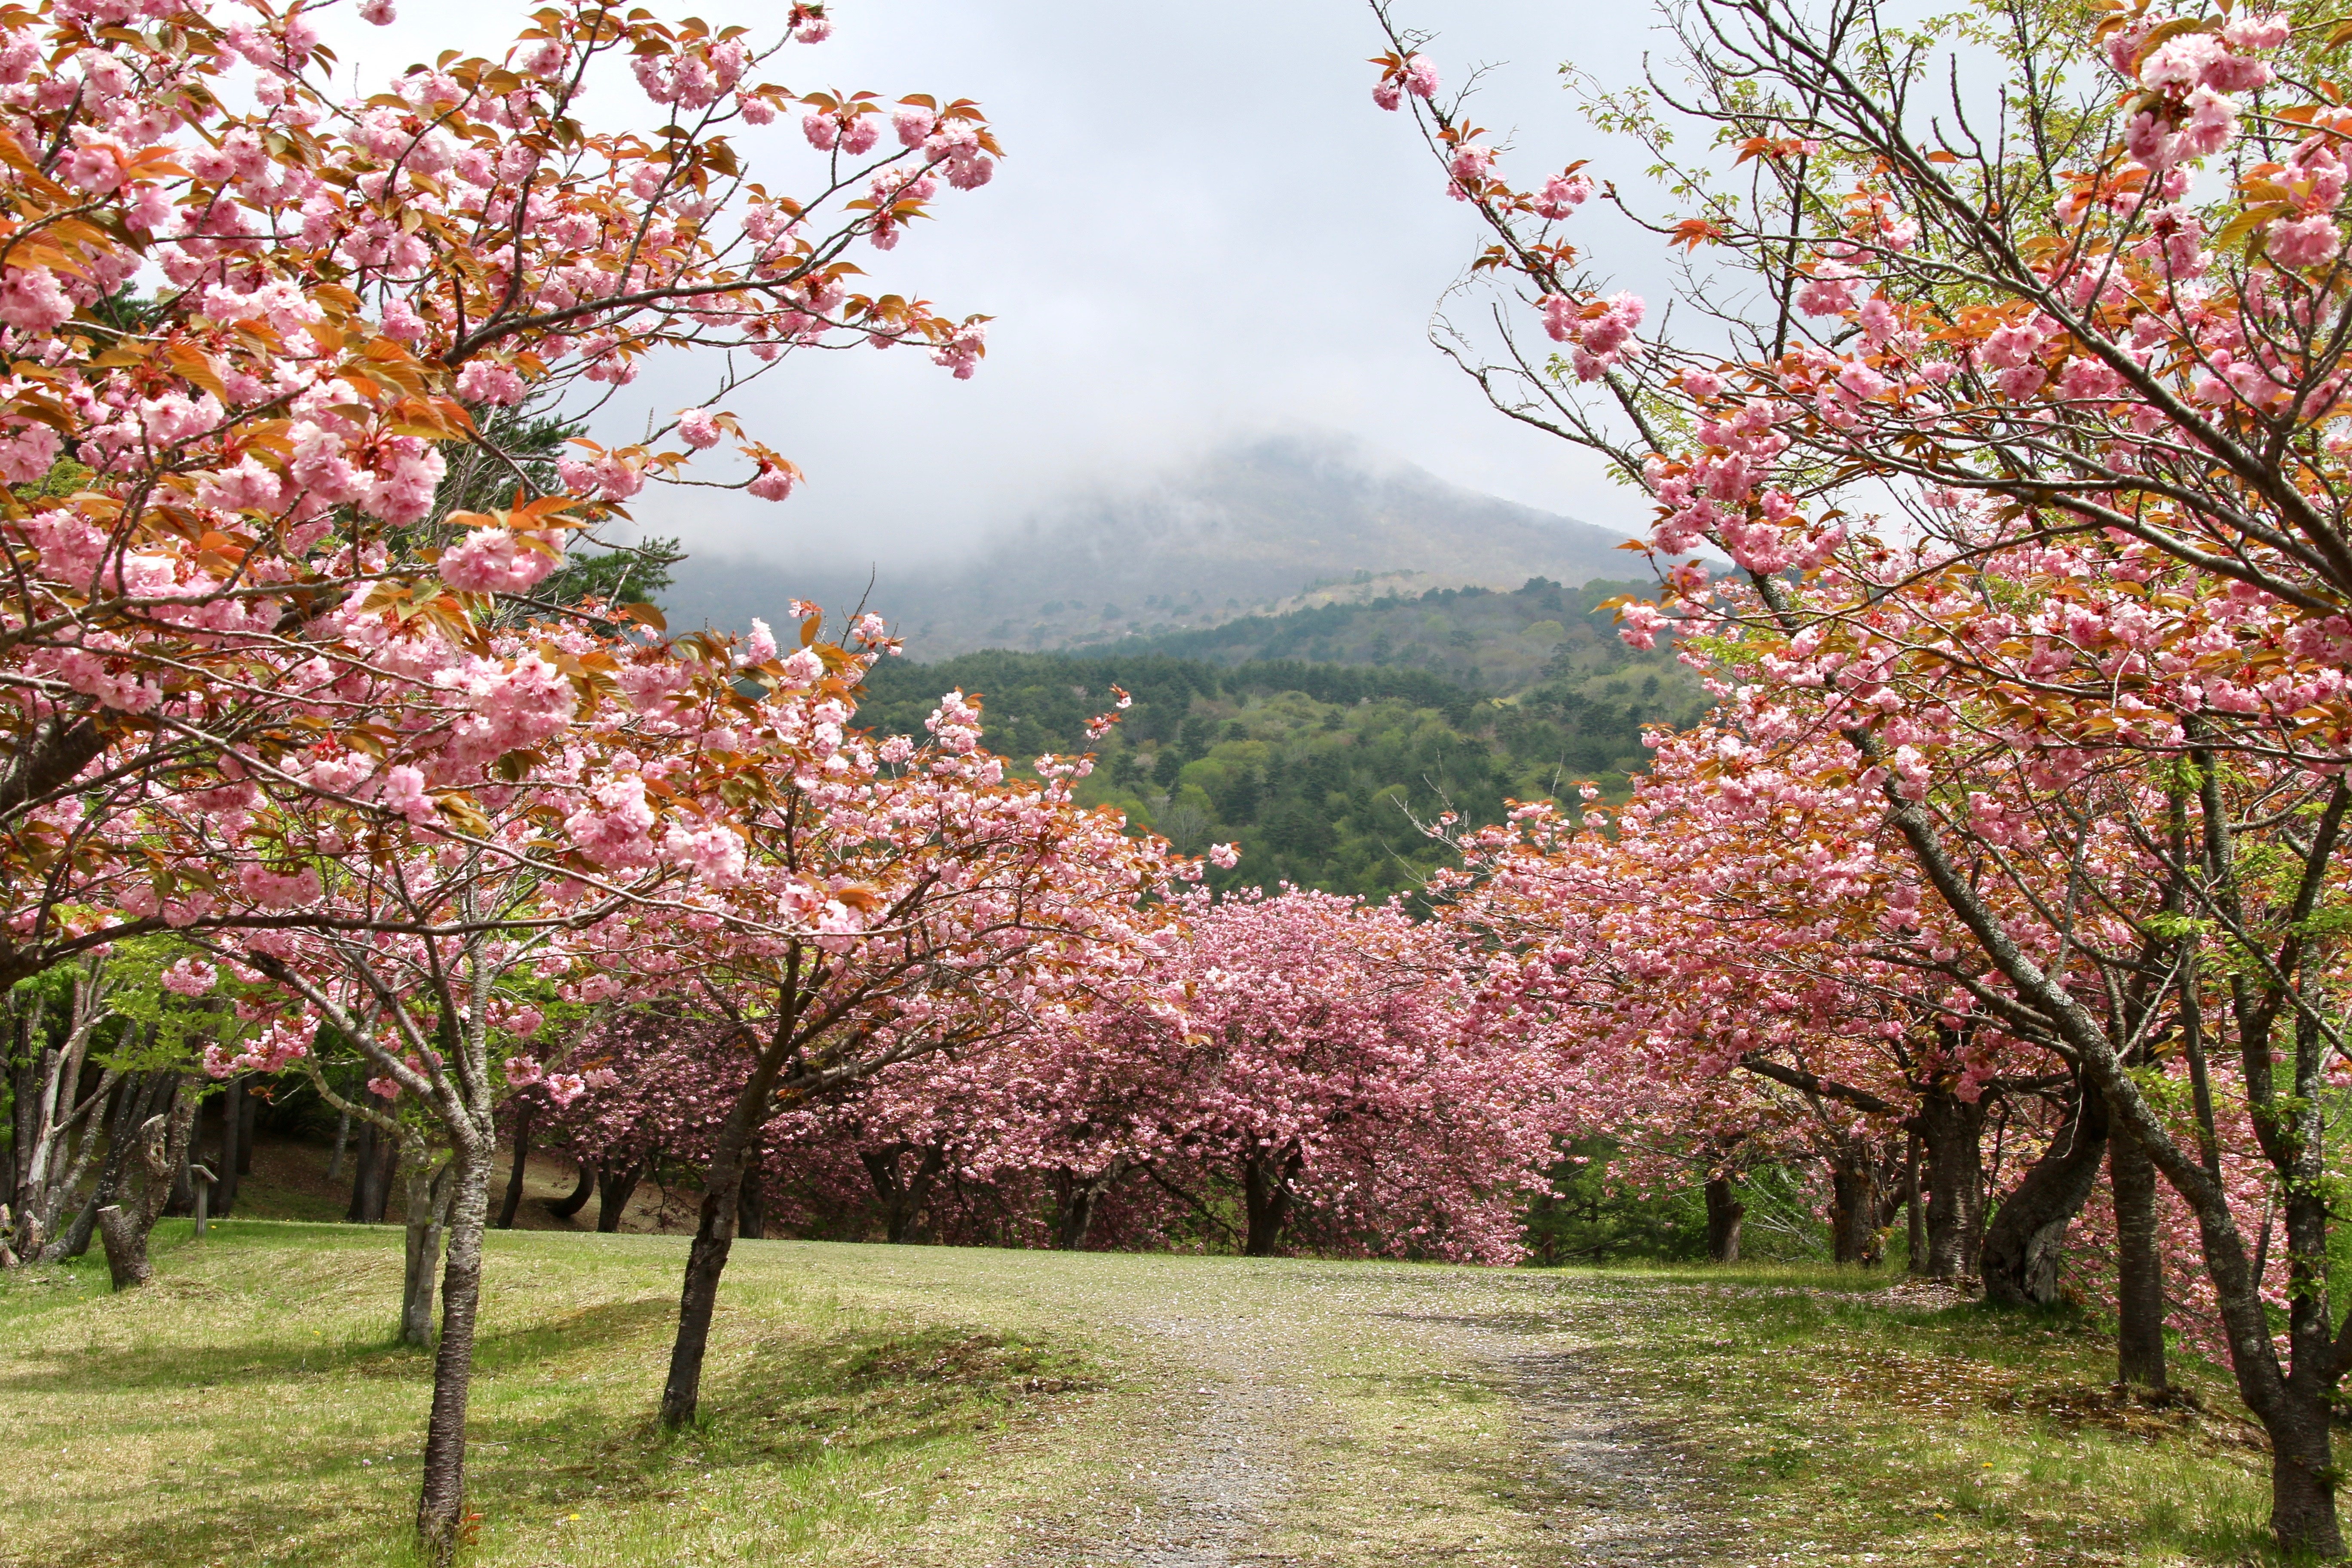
left=811, top=1249, right=1723, bottom=1567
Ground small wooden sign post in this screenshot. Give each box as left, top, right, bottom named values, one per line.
left=189, top=1165, right=217, bottom=1239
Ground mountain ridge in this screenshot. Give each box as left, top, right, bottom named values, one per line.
left=660, top=434, right=1643, bottom=657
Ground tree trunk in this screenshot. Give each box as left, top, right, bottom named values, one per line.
left=214, top=1078, right=243, bottom=1218
left=593, top=1161, right=642, bottom=1233
left=54, top=1071, right=157, bottom=1262
left=1828, top=1155, right=1881, bottom=1265
left=401, top=1158, right=453, bottom=1348
left=661, top=1124, right=753, bottom=1430
left=1056, top=1162, right=1126, bottom=1251
left=7, top=1046, right=38, bottom=1212
left=1904, top=1131, right=1927, bottom=1274
left=346, top=1119, right=376, bottom=1221
left=1242, top=1149, right=1300, bottom=1258
left=94, top=1083, right=194, bottom=1291
left=736, top=1164, right=766, bottom=1241
left=1982, top=1085, right=2109, bottom=1308
left=1703, top=1174, right=1744, bottom=1263
left=95, top=1204, right=153, bottom=1289
left=347, top=1121, right=396, bottom=1224
left=861, top=1146, right=944, bottom=1244
left=546, top=1155, right=594, bottom=1218
left=236, top=1081, right=257, bottom=1174
left=2107, top=1123, right=2168, bottom=1393
left=414, top=1137, right=490, bottom=1565
left=327, top=1104, right=352, bottom=1182
left=1915, top=1083, right=1989, bottom=1278
left=495, top=1105, right=532, bottom=1230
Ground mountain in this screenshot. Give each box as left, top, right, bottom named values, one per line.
left=659, top=434, right=1645, bottom=657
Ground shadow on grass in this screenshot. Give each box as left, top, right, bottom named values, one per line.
left=484, top=1322, right=1103, bottom=1515
left=0, top=1295, right=681, bottom=1397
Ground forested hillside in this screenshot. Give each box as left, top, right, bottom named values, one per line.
left=857, top=578, right=1710, bottom=900
left=1124, top=574, right=1666, bottom=693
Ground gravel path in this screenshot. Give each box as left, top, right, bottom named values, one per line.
left=995, top=1261, right=1722, bottom=1568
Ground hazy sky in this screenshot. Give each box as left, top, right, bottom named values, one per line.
left=331, top=0, right=1667, bottom=567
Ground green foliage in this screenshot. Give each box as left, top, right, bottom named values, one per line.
left=1522, top=1139, right=1712, bottom=1264
left=857, top=596, right=1710, bottom=900
left=1121, top=575, right=1705, bottom=699
left=1519, top=1141, right=1834, bottom=1266
left=537, top=536, right=685, bottom=612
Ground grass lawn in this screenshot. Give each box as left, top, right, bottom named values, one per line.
left=0, top=1223, right=2301, bottom=1567
left=1532, top=1264, right=2280, bottom=1567
left=0, top=1222, right=1138, bottom=1567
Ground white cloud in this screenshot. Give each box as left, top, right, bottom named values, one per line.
left=330, top=0, right=1669, bottom=565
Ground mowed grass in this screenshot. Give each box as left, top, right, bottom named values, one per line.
left=1542, top=1262, right=2282, bottom=1566
left=0, top=1222, right=1139, bottom=1568
left=0, top=1226, right=2306, bottom=1568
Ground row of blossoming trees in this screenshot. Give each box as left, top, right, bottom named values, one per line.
left=1366, top=0, right=2352, bottom=1552
left=10, top=0, right=2352, bottom=1555
left=0, top=2, right=1580, bottom=1558
left=0, top=0, right=1129, bottom=1554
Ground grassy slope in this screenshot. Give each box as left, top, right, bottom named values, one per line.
left=0, top=1228, right=2291, bottom=1568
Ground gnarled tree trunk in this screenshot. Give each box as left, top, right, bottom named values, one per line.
left=93, top=1083, right=194, bottom=1291
left=1981, top=1084, right=2107, bottom=1308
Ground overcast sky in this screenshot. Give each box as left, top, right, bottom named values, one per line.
left=332, top=0, right=1667, bottom=567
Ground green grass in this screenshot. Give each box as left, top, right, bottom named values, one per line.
left=0, top=1223, right=1134, bottom=1567
left=0, top=1230, right=2308, bottom=1567
left=1535, top=1261, right=2283, bottom=1566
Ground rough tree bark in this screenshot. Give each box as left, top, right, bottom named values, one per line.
left=1914, top=1082, right=1989, bottom=1278
left=1704, top=1175, right=1745, bottom=1263
left=1980, top=1084, right=2108, bottom=1308
left=2110, top=1122, right=2168, bottom=1393
left=93, top=1084, right=195, bottom=1290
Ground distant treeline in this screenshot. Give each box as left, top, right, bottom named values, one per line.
left=856, top=582, right=1711, bottom=901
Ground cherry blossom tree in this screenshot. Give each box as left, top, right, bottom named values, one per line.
left=557, top=664, right=1188, bottom=1429
left=0, top=0, right=998, bottom=1005
left=0, top=0, right=1009, bottom=1548
left=1098, top=886, right=1556, bottom=1262
left=1370, top=0, right=2352, bottom=1545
